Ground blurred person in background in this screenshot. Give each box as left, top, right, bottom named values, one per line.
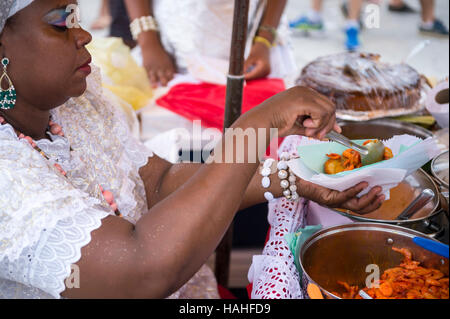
left=124, top=0, right=297, bottom=87
left=289, top=0, right=364, bottom=51
left=90, top=0, right=111, bottom=30
left=388, top=0, right=449, bottom=36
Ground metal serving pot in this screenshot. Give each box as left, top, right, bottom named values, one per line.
left=431, top=151, right=449, bottom=190
left=331, top=169, right=446, bottom=236
left=299, top=223, right=449, bottom=299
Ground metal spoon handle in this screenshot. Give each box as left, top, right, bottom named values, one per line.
left=326, top=130, right=369, bottom=155
left=397, top=189, right=435, bottom=220
left=359, top=290, right=373, bottom=299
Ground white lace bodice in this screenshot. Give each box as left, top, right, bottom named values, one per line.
left=0, top=66, right=153, bottom=298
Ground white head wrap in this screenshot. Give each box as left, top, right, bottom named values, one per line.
left=0, top=0, right=34, bottom=33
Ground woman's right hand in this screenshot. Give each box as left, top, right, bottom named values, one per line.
left=140, top=35, right=176, bottom=87
left=238, top=86, right=340, bottom=140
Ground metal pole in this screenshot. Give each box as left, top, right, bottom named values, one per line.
left=215, top=0, right=250, bottom=289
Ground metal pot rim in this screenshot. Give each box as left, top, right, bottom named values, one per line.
left=337, top=118, right=433, bottom=139
left=431, top=150, right=449, bottom=189
left=331, top=169, right=441, bottom=224
left=298, top=222, right=447, bottom=299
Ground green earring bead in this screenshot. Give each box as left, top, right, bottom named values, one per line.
left=0, top=57, right=17, bottom=110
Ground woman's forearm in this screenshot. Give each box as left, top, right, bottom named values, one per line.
left=134, top=121, right=271, bottom=296
left=124, top=0, right=153, bottom=19
left=149, top=159, right=284, bottom=212
left=123, top=0, right=162, bottom=50
left=258, top=0, right=288, bottom=43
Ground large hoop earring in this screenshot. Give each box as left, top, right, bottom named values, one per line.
left=0, top=57, right=17, bottom=110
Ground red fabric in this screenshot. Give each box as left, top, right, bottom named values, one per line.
left=247, top=284, right=254, bottom=299
left=218, top=284, right=237, bottom=299
left=156, top=79, right=286, bottom=130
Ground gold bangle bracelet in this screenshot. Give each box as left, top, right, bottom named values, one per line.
left=254, top=36, right=273, bottom=49
left=258, top=25, right=278, bottom=39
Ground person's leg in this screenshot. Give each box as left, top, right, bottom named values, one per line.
left=345, top=0, right=363, bottom=51
left=347, top=0, right=363, bottom=21
left=419, top=0, right=449, bottom=36
left=289, top=0, right=324, bottom=32
left=91, top=0, right=112, bottom=30
left=311, top=0, right=324, bottom=12
left=390, top=0, right=404, bottom=5
left=420, top=0, right=435, bottom=24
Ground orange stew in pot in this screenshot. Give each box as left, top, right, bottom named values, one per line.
left=332, top=247, right=449, bottom=299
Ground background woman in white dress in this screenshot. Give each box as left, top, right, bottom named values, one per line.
left=124, top=0, right=298, bottom=87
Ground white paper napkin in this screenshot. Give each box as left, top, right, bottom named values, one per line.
left=287, top=135, right=441, bottom=200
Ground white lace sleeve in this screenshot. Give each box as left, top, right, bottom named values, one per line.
left=0, top=129, right=110, bottom=298
left=0, top=208, right=109, bottom=299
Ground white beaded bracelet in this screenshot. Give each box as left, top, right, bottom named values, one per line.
left=260, top=156, right=300, bottom=203
left=278, top=153, right=300, bottom=201
left=260, top=158, right=276, bottom=201
left=130, top=16, right=159, bottom=41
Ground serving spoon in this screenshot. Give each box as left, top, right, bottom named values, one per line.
left=325, top=131, right=387, bottom=166
left=396, top=188, right=435, bottom=220
left=358, top=290, right=373, bottom=299
left=295, top=118, right=385, bottom=166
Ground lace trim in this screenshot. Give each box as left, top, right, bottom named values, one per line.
left=248, top=137, right=309, bottom=299
left=0, top=207, right=109, bottom=299
left=0, top=129, right=106, bottom=261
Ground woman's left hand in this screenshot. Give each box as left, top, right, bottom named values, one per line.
left=298, top=179, right=385, bottom=215
left=244, top=42, right=271, bottom=81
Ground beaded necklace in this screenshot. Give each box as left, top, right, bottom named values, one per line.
left=0, top=115, right=122, bottom=217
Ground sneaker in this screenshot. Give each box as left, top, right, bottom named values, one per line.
left=289, top=16, right=324, bottom=32
left=420, top=19, right=449, bottom=38
left=345, top=26, right=361, bottom=51
left=388, top=3, right=417, bottom=13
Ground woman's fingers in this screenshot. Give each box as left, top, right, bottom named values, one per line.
left=244, top=60, right=270, bottom=80
left=330, top=182, right=368, bottom=205
left=157, top=69, right=174, bottom=87
left=303, top=112, right=336, bottom=140
left=358, top=195, right=385, bottom=214
left=344, top=186, right=385, bottom=214
left=297, top=94, right=336, bottom=139
left=334, top=123, right=342, bottom=134
left=148, top=68, right=175, bottom=87
left=147, top=69, right=159, bottom=88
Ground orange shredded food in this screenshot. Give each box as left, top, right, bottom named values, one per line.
left=325, top=140, right=393, bottom=175
left=332, top=247, right=449, bottom=299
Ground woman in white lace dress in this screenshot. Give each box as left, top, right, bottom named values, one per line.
left=0, top=0, right=385, bottom=299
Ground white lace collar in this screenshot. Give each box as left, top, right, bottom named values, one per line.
left=0, top=122, right=72, bottom=169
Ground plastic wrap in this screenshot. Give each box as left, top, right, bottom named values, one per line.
left=296, top=52, right=428, bottom=121
left=87, top=37, right=153, bottom=111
